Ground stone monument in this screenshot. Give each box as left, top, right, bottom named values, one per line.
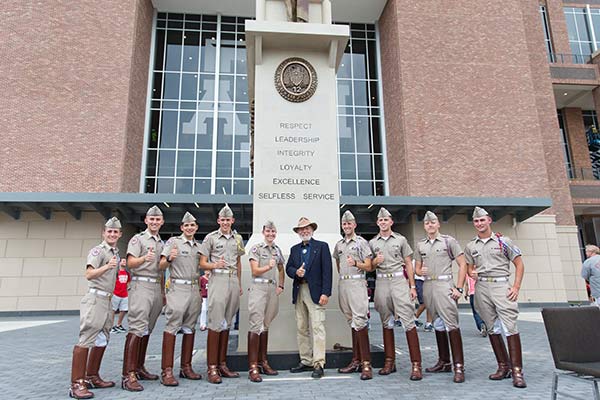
left=239, top=0, right=349, bottom=353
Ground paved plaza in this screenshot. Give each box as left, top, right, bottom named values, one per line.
left=0, top=307, right=594, bottom=400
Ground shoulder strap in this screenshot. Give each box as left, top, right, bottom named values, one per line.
left=442, top=236, right=454, bottom=260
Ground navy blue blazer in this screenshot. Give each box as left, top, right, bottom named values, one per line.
left=285, top=238, right=332, bottom=304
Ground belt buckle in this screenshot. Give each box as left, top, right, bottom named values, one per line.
left=431, top=274, right=437, bottom=280
left=228, top=270, right=234, bottom=277
left=484, top=277, right=492, bottom=282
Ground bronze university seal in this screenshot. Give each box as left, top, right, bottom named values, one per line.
left=274, top=57, right=317, bottom=103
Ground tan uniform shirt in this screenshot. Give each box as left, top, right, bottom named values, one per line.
left=414, top=234, right=463, bottom=276
left=464, top=233, right=521, bottom=277
left=369, top=232, right=413, bottom=273
left=249, top=242, right=284, bottom=280
left=86, top=241, right=119, bottom=292
left=127, top=229, right=163, bottom=278
left=334, top=235, right=373, bottom=275
left=161, top=235, right=201, bottom=280
left=200, top=229, right=245, bottom=269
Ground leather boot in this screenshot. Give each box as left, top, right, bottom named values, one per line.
left=180, top=332, right=202, bottom=380
left=378, top=328, right=396, bottom=375
left=448, top=329, right=465, bottom=383
left=136, top=334, right=159, bottom=380
left=85, top=346, right=115, bottom=388
left=160, top=332, right=179, bottom=386
left=248, top=332, right=263, bottom=382
left=488, top=334, right=512, bottom=380
left=206, top=329, right=222, bottom=384
left=218, top=330, right=239, bottom=378
left=258, top=331, right=278, bottom=375
left=357, top=328, right=372, bottom=380
left=507, top=334, right=527, bottom=388
left=69, top=346, right=94, bottom=399
left=406, top=327, right=423, bottom=381
left=425, top=330, right=451, bottom=373
left=338, top=329, right=361, bottom=373
left=122, top=334, right=144, bottom=391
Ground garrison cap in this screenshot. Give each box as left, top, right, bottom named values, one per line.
left=472, top=206, right=489, bottom=219
left=423, top=211, right=438, bottom=222
left=146, top=205, right=163, bottom=217
left=181, top=212, right=196, bottom=223
left=263, top=220, right=277, bottom=230
left=341, top=210, right=355, bottom=223
left=104, top=217, right=122, bottom=229
left=218, top=204, right=234, bottom=218
left=377, top=207, right=392, bottom=219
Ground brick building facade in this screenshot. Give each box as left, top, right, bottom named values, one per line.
left=0, top=0, right=593, bottom=311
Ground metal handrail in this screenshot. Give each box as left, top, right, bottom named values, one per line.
left=549, top=52, right=592, bottom=64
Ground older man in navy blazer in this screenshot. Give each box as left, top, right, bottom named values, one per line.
left=286, top=217, right=332, bottom=379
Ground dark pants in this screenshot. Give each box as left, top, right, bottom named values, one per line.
left=469, top=294, right=485, bottom=330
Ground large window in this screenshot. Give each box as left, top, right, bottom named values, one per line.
left=564, top=7, right=594, bottom=63
left=540, top=5, right=553, bottom=62
left=557, top=110, right=574, bottom=179
left=144, top=13, right=386, bottom=196
left=583, top=110, right=600, bottom=179
left=336, top=23, right=384, bottom=196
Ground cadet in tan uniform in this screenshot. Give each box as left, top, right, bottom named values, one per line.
left=69, top=217, right=123, bottom=399
left=464, top=207, right=526, bottom=389
left=122, top=205, right=165, bottom=391
left=158, top=212, right=203, bottom=386
left=199, top=205, right=245, bottom=384
left=369, top=207, right=423, bottom=380
left=414, top=211, right=467, bottom=383
left=335, top=210, right=374, bottom=380
left=247, top=220, right=285, bottom=383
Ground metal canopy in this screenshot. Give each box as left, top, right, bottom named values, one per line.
left=0, top=192, right=551, bottom=236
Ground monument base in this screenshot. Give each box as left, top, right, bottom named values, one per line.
left=225, top=347, right=385, bottom=371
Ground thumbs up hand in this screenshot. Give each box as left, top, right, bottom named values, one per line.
left=375, top=252, right=384, bottom=265
left=107, top=256, right=117, bottom=269
left=346, top=255, right=356, bottom=267
left=145, top=247, right=155, bottom=262
left=268, top=257, right=276, bottom=269
left=169, top=244, right=178, bottom=261
left=215, top=256, right=226, bottom=269
left=296, top=263, right=305, bottom=278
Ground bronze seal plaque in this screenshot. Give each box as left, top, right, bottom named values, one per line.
left=274, top=57, right=318, bottom=103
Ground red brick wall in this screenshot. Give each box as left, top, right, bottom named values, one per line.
left=0, top=0, right=153, bottom=193
left=379, top=1, right=556, bottom=201
left=522, top=1, right=575, bottom=225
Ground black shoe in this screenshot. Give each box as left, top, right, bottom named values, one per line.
left=311, top=366, right=324, bottom=379
left=290, top=363, right=313, bottom=373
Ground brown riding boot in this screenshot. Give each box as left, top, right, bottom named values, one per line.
left=258, top=331, right=278, bottom=375
left=248, top=332, right=263, bottom=382
left=121, top=334, right=144, bottom=391
left=338, top=329, right=361, bottom=373
left=425, top=330, right=451, bottom=373
left=406, top=327, right=423, bottom=381
left=69, top=346, right=94, bottom=399
left=218, top=330, right=240, bottom=378
left=160, top=332, right=179, bottom=386
left=488, top=334, right=512, bottom=380
left=85, top=346, right=115, bottom=388
left=357, top=328, right=373, bottom=380
left=378, top=328, right=396, bottom=375
left=136, top=334, right=159, bottom=380
left=206, top=329, right=222, bottom=384
left=448, top=329, right=465, bottom=383
left=507, top=334, right=527, bottom=388
left=180, top=332, right=202, bottom=380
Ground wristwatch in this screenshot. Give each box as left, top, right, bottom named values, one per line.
left=410, top=285, right=416, bottom=289
left=456, top=287, right=464, bottom=294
